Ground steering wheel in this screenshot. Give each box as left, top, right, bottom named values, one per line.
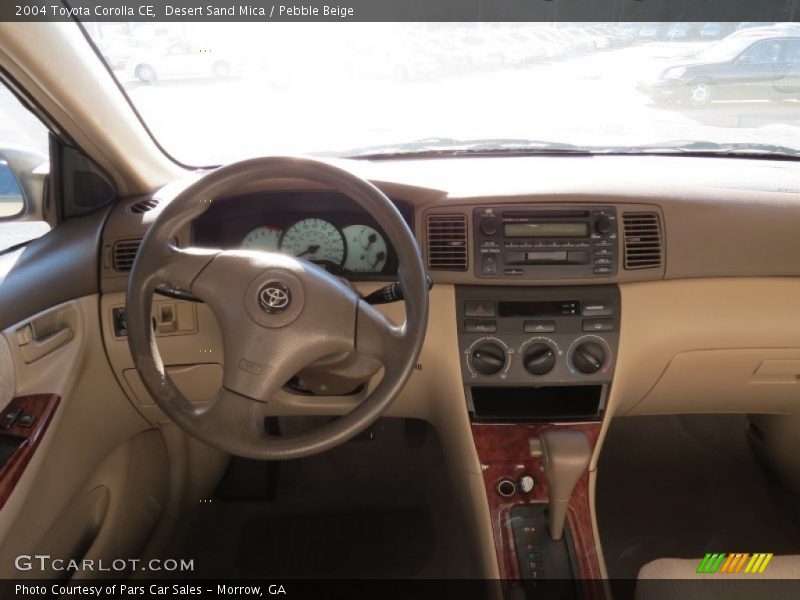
left=126, top=157, right=429, bottom=460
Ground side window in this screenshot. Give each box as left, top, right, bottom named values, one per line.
left=0, top=82, right=50, bottom=252
left=740, top=40, right=782, bottom=64
left=0, top=161, right=22, bottom=208
left=785, top=40, right=800, bottom=63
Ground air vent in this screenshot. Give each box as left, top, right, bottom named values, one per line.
left=127, top=197, right=159, bottom=214
left=622, top=212, right=663, bottom=269
left=112, top=238, right=141, bottom=271
left=426, top=214, right=467, bottom=271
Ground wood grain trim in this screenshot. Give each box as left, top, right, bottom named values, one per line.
left=471, top=421, right=603, bottom=596
left=0, top=394, right=60, bottom=509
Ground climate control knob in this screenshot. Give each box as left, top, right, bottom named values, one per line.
left=471, top=342, right=506, bottom=376
left=571, top=341, right=606, bottom=374
left=523, top=343, right=557, bottom=376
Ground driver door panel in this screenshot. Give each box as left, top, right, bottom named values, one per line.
left=0, top=203, right=169, bottom=579
left=0, top=294, right=160, bottom=578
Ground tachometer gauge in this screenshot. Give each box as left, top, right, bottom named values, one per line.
left=280, top=218, right=346, bottom=266
left=241, top=226, right=282, bottom=251
left=342, top=225, right=388, bottom=272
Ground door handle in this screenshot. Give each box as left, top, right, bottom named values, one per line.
left=20, top=327, right=73, bottom=364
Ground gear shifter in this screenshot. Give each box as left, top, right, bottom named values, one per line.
left=529, top=429, right=591, bottom=541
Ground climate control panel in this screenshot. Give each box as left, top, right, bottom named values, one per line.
left=457, top=285, right=620, bottom=386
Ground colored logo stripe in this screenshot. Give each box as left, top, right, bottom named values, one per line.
left=720, top=553, right=749, bottom=573
left=719, top=554, right=736, bottom=573
left=745, top=553, right=774, bottom=573
left=698, top=553, right=774, bottom=574
left=697, top=553, right=726, bottom=573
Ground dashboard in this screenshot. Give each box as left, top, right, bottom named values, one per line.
left=92, top=153, right=800, bottom=426
left=191, top=191, right=414, bottom=279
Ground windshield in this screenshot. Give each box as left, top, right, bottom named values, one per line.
left=86, top=22, right=800, bottom=163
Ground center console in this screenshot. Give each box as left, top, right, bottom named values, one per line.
left=460, top=204, right=620, bottom=598
left=460, top=284, right=617, bottom=596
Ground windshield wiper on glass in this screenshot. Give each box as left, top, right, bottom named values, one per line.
left=341, top=138, right=800, bottom=160
left=613, top=140, right=800, bottom=159
left=340, top=138, right=591, bottom=159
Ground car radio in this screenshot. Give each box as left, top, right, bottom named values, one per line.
left=473, top=206, right=618, bottom=279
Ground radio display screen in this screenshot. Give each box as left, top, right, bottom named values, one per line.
left=504, top=222, right=589, bottom=238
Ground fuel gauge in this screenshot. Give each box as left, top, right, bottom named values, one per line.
left=342, top=225, right=388, bottom=272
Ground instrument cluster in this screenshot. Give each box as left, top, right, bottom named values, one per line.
left=191, top=191, right=413, bottom=278
left=240, top=218, right=389, bottom=273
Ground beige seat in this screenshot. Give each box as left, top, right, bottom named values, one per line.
left=636, top=556, right=800, bottom=600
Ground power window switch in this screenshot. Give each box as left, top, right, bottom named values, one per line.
left=17, top=413, right=36, bottom=428
left=0, top=407, right=22, bottom=429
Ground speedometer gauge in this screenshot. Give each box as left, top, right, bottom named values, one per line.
left=342, top=225, right=388, bottom=272
left=280, top=218, right=346, bottom=266
left=241, top=226, right=282, bottom=251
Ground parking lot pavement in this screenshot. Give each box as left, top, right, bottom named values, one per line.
left=121, top=43, right=800, bottom=164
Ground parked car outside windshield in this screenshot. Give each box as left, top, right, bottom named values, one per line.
left=639, top=34, right=800, bottom=106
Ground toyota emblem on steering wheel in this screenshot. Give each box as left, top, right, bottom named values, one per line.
left=258, top=282, right=292, bottom=314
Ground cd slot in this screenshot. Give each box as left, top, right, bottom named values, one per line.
left=505, top=250, right=590, bottom=265
left=503, top=210, right=590, bottom=219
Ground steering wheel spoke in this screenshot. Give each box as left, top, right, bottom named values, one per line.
left=356, top=300, right=405, bottom=366
left=156, top=245, right=219, bottom=292
left=194, top=386, right=267, bottom=441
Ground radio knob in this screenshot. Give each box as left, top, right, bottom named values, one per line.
left=572, top=341, right=606, bottom=374
left=523, top=343, right=557, bottom=375
left=480, top=216, right=500, bottom=236
left=471, top=342, right=506, bottom=376
left=594, top=216, right=613, bottom=235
